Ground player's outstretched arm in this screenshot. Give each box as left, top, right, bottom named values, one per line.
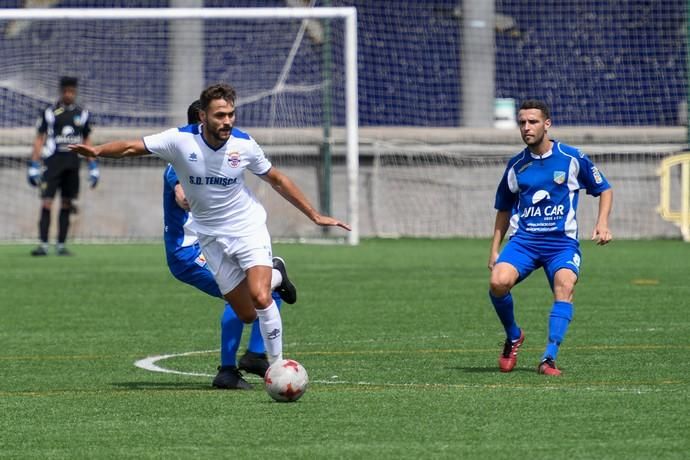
left=591, top=189, right=613, bottom=245
left=261, top=167, right=351, bottom=231
left=68, top=139, right=148, bottom=159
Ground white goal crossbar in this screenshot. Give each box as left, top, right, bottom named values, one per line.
left=0, top=7, right=360, bottom=245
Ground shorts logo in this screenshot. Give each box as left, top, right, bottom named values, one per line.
left=194, top=254, right=207, bottom=267
left=188, top=152, right=198, bottom=162
left=553, top=171, right=566, bottom=185
left=227, top=152, right=241, bottom=168
left=591, top=166, right=603, bottom=184
left=568, top=253, right=581, bottom=268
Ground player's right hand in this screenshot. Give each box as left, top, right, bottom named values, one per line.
left=68, top=143, right=98, bottom=158
left=27, top=160, right=41, bottom=187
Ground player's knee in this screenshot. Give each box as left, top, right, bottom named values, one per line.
left=489, top=274, right=513, bottom=297
left=554, top=282, right=575, bottom=301
left=252, top=290, right=273, bottom=309
left=236, top=309, right=257, bottom=324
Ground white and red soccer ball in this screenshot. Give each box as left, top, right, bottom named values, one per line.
left=264, top=359, right=309, bottom=402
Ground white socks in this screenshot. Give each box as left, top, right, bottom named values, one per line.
left=270, top=268, right=283, bottom=291
left=256, top=300, right=283, bottom=364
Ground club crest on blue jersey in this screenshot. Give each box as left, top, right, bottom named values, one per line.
left=188, top=152, right=198, bottom=162
left=227, top=152, right=241, bottom=168
left=553, top=171, right=566, bottom=185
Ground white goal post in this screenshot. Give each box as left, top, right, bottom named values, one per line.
left=0, top=7, right=360, bottom=245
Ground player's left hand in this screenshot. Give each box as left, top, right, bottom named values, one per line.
left=174, top=184, right=190, bottom=211
left=313, top=214, right=351, bottom=231
left=592, top=224, right=612, bottom=245
left=88, top=161, right=100, bottom=188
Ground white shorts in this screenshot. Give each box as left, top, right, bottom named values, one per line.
left=197, top=226, right=273, bottom=295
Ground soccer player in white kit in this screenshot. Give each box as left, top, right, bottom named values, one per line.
left=69, top=83, right=350, bottom=364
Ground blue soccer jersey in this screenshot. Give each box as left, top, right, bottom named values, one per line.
left=494, top=141, right=610, bottom=242
left=163, top=164, right=202, bottom=267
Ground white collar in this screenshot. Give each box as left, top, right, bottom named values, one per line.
left=529, top=148, right=552, bottom=160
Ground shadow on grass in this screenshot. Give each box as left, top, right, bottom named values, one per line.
left=111, top=381, right=215, bottom=391
left=451, top=366, right=535, bottom=374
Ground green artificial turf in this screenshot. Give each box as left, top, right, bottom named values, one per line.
left=0, top=239, right=687, bottom=459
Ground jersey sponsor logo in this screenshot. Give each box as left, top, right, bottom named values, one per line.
left=591, top=166, right=603, bottom=184
left=553, top=171, right=566, bottom=185
left=521, top=204, right=564, bottom=218
left=188, top=152, right=198, bottom=162
left=188, top=175, right=238, bottom=186
left=532, top=190, right=550, bottom=204
left=54, top=126, right=83, bottom=145
left=227, top=152, right=241, bottom=168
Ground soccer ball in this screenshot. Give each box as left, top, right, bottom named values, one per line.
left=264, top=359, right=309, bottom=402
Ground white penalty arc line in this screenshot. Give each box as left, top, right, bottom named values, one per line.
left=134, top=349, right=686, bottom=391
left=134, top=349, right=217, bottom=378
left=134, top=349, right=346, bottom=385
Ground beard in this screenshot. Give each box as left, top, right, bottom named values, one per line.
left=523, top=132, right=544, bottom=146
left=208, top=125, right=231, bottom=143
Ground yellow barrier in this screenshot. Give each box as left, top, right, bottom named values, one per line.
left=658, top=152, right=690, bottom=241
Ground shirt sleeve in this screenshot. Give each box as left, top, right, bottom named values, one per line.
left=577, top=154, right=611, bottom=196
left=81, top=110, right=92, bottom=139
left=494, top=166, right=518, bottom=211
left=36, top=108, right=48, bottom=134
left=164, top=164, right=179, bottom=188
left=143, top=128, right=179, bottom=163
left=247, top=138, right=272, bottom=175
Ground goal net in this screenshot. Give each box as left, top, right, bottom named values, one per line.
left=0, top=2, right=687, bottom=243
left=0, top=6, right=359, bottom=244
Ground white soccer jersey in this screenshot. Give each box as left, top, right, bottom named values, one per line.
left=144, top=124, right=272, bottom=237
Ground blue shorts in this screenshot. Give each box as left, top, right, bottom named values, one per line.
left=496, top=236, right=582, bottom=289
left=168, top=244, right=223, bottom=298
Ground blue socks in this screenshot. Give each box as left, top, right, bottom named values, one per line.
left=490, top=291, right=521, bottom=342
left=246, top=321, right=264, bottom=354
left=543, top=301, right=574, bottom=361
left=219, top=304, right=243, bottom=367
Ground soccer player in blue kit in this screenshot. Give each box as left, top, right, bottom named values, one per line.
left=488, top=100, right=613, bottom=376
left=161, top=100, right=296, bottom=389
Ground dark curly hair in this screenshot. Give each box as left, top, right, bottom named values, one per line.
left=199, top=83, right=236, bottom=111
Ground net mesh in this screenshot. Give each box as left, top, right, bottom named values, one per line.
left=0, top=1, right=687, bottom=242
